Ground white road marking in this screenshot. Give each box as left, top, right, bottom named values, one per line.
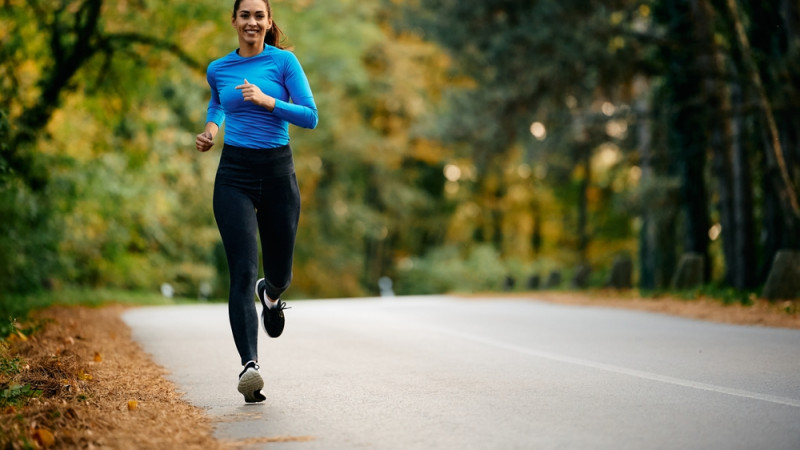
left=426, top=325, right=800, bottom=409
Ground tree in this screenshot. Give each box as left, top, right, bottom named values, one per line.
left=1, top=0, right=202, bottom=189
left=732, top=0, right=800, bottom=281
left=398, top=0, right=647, bottom=266
left=0, top=0, right=214, bottom=293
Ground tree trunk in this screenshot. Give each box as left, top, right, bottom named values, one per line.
left=635, top=76, right=655, bottom=290
left=531, top=201, right=542, bottom=256
left=711, top=122, right=737, bottom=287
left=576, top=143, right=591, bottom=262
left=659, top=0, right=713, bottom=283
left=729, top=76, right=758, bottom=289
left=635, top=76, right=678, bottom=290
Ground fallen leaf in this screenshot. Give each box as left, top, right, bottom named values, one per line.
left=127, top=400, right=138, bottom=411
left=33, top=428, right=55, bottom=448
left=93, top=352, right=103, bottom=362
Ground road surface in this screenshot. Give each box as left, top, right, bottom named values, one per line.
left=123, top=295, right=800, bottom=449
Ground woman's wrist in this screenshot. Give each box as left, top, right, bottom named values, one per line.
left=263, top=96, right=276, bottom=112
left=204, top=122, right=219, bottom=138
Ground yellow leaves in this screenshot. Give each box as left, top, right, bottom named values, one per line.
left=32, top=428, right=55, bottom=448
left=410, top=139, right=452, bottom=165
left=13, top=330, right=28, bottom=342
left=127, top=399, right=139, bottom=411
left=609, top=36, right=626, bottom=52
left=78, top=371, right=93, bottom=381
left=5, top=321, right=29, bottom=342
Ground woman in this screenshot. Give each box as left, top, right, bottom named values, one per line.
left=195, top=0, right=318, bottom=403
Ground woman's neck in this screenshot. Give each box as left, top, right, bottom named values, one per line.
left=238, top=42, right=265, bottom=58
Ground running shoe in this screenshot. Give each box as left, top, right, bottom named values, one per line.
left=237, top=360, right=266, bottom=403
left=255, top=278, right=289, bottom=338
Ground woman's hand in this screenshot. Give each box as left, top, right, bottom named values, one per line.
left=196, top=131, right=215, bottom=152
left=236, top=79, right=276, bottom=111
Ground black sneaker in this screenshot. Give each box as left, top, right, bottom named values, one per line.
left=255, top=278, right=289, bottom=338
left=237, top=361, right=266, bottom=403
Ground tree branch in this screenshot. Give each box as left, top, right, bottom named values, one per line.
left=102, top=32, right=205, bottom=72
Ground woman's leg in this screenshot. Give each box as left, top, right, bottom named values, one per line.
left=214, top=182, right=260, bottom=365
left=256, top=172, right=301, bottom=300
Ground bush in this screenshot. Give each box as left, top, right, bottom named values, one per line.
left=394, top=244, right=513, bottom=295
left=0, top=180, right=63, bottom=295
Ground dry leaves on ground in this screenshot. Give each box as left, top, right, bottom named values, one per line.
left=0, top=305, right=230, bottom=450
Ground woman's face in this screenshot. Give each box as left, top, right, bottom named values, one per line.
left=232, top=0, right=272, bottom=49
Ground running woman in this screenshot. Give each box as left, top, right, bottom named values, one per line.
left=195, top=0, right=318, bottom=403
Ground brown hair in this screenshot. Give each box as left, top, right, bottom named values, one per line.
left=232, top=0, right=289, bottom=49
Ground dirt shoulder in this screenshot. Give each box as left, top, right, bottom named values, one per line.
left=1, top=293, right=797, bottom=448
left=1, top=305, right=231, bottom=449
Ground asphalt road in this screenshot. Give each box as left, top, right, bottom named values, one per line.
left=122, top=295, right=800, bottom=449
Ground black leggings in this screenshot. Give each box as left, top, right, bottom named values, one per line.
left=213, top=144, right=300, bottom=365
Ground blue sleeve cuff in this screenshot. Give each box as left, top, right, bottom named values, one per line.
left=273, top=99, right=318, bottom=130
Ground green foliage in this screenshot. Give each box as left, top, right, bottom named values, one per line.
left=0, top=346, right=40, bottom=409
left=1, top=0, right=465, bottom=300
left=696, top=284, right=757, bottom=307
left=1, top=0, right=793, bottom=304
left=395, top=245, right=518, bottom=294
left=0, top=383, right=41, bottom=408
left=0, top=312, right=44, bottom=342
left=0, top=180, right=63, bottom=294
left=0, top=356, right=21, bottom=378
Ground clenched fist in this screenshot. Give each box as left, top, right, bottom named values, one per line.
left=196, top=130, right=215, bottom=152
left=236, top=79, right=276, bottom=111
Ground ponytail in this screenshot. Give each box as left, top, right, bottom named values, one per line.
left=266, top=20, right=291, bottom=50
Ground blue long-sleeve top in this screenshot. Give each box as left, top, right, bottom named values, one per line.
left=205, top=45, right=318, bottom=149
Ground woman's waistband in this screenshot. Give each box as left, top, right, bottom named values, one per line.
left=219, top=143, right=294, bottom=177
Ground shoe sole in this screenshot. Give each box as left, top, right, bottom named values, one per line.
left=237, top=368, right=265, bottom=403
left=261, top=309, right=285, bottom=338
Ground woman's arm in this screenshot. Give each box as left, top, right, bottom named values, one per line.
left=197, top=65, right=224, bottom=152
left=196, top=122, right=219, bottom=152
left=273, top=52, right=318, bottom=129
left=235, top=53, right=319, bottom=129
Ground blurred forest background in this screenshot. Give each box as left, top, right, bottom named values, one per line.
left=1, top=0, right=798, bottom=301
